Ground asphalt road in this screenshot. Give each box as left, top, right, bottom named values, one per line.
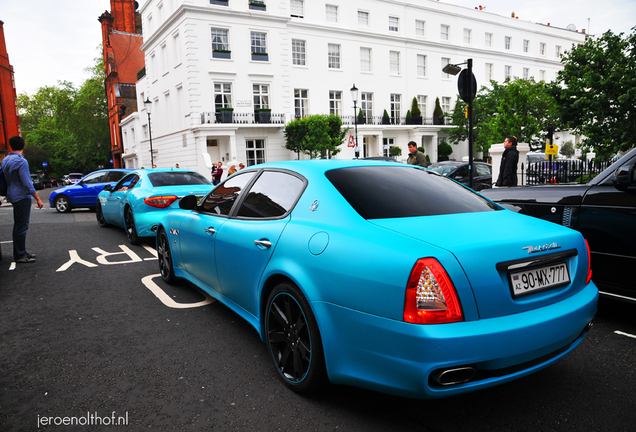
left=0, top=191, right=634, bottom=431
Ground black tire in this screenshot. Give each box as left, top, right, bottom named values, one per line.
left=157, top=228, right=177, bottom=284
left=265, top=283, right=328, bottom=393
left=54, top=195, right=71, bottom=213
left=96, top=202, right=109, bottom=227
left=124, top=207, right=140, bottom=245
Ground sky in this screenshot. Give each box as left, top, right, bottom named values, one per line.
left=1, top=0, right=635, bottom=96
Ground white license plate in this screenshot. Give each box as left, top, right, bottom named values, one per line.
left=510, top=262, right=570, bottom=297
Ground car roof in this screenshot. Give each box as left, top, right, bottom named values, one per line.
left=240, top=159, right=426, bottom=178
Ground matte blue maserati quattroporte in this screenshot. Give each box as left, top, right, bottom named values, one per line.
left=156, top=160, right=598, bottom=399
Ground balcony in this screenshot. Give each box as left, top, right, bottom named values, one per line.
left=337, top=115, right=452, bottom=126
left=201, top=111, right=286, bottom=125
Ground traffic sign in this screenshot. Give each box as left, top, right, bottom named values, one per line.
left=546, top=144, right=559, bottom=156
left=348, top=135, right=355, bottom=148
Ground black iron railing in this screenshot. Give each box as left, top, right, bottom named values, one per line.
left=522, top=159, right=613, bottom=185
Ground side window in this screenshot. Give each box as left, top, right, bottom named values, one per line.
left=106, top=171, right=129, bottom=183
left=113, top=174, right=140, bottom=192
left=199, top=172, right=255, bottom=215
left=476, top=164, right=491, bottom=176
left=82, top=172, right=107, bottom=184
left=237, top=171, right=305, bottom=218
left=453, top=166, right=469, bottom=179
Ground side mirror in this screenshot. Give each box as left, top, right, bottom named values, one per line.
left=179, top=194, right=198, bottom=210
left=612, top=165, right=634, bottom=191
left=103, top=184, right=112, bottom=192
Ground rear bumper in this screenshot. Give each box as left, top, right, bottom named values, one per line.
left=314, top=282, right=598, bottom=399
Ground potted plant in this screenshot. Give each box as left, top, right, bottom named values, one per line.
left=405, top=110, right=413, bottom=125
left=256, top=108, right=271, bottom=123
left=249, top=0, right=266, bottom=10
left=433, top=97, right=444, bottom=125
left=218, top=107, right=234, bottom=123
left=390, top=146, right=402, bottom=158
left=357, top=108, right=365, bottom=125
left=410, top=97, right=422, bottom=125
left=251, top=51, right=269, bottom=61
left=213, top=49, right=232, bottom=59
left=382, top=109, right=391, bottom=125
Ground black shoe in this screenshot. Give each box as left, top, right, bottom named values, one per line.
left=15, top=256, right=36, bottom=263
left=26, top=253, right=36, bottom=259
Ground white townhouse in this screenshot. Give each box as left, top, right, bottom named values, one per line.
left=121, top=0, right=586, bottom=175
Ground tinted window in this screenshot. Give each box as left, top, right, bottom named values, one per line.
left=148, top=171, right=210, bottom=187
left=326, top=166, right=501, bottom=219
left=453, top=165, right=469, bottom=178
left=428, top=163, right=461, bottom=176
left=113, top=174, right=140, bottom=192
left=476, top=164, right=491, bottom=176
left=82, top=172, right=107, bottom=184
left=237, top=171, right=305, bottom=218
left=199, top=172, right=256, bottom=215
left=105, top=171, right=129, bottom=182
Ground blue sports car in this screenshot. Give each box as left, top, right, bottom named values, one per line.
left=156, top=160, right=598, bottom=399
left=96, top=168, right=212, bottom=244
left=49, top=169, right=131, bottom=212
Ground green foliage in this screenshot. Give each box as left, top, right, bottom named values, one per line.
left=390, top=146, right=402, bottom=157
left=17, top=48, right=111, bottom=176
left=358, top=108, right=364, bottom=118
left=447, top=78, right=561, bottom=153
left=560, top=141, right=575, bottom=158
left=433, top=97, right=444, bottom=118
left=406, top=110, right=412, bottom=118
left=411, top=97, right=421, bottom=117
left=438, top=142, right=453, bottom=158
left=283, top=114, right=346, bottom=159
left=382, top=109, right=390, bottom=119
left=553, top=29, right=636, bottom=159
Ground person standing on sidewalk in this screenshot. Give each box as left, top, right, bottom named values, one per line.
left=1, top=136, right=44, bottom=263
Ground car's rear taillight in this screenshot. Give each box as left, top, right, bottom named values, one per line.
left=404, top=258, right=463, bottom=324
left=144, top=195, right=178, bottom=208
left=585, top=239, right=593, bottom=285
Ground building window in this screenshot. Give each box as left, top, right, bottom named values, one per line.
left=485, top=63, right=493, bottom=81
left=485, top=32, right=492, bottom=47
left=328, top=44, right=341, bottom=69
left=463, top=28, right=471, bottom=44
left=292, top=39, right=306, bottom=65
left=294, top=89, right=309, bottom=118
left=361, top=92, right=373, bottom=120
left=540, top=42, right=546, bottom=55
left=383, top=137, right=394, bottom=157
left=249, top=0, right=266, bottom=10
left=360, top=47, right=372, bottom=72
left=246, top=139, right=266, bottom=166
left=417, top=54, right=426, bottom=77
left=505, top=36, right=511, bottom=50
left=211, top=28, right=230, bottom=58
left=389, top=16, right=399, bottom=32
left=505, top=65, right=512, bottom=80
left=253, top=84, right=269, bottom=110
left=523, top=68, right=529, bottom=80
left=390, top=94, right=401, bottom=122
left=214, top=83, right=232, bottom=110
left=417, top=95, right=427, bottom=117
left=390, top=51, right=400, bottom=74
left=326, top=4, right=338, bottom=22
left=523, top=39, right=529, bottom=53
left=442, top=97, right=451, bottom=113
left=329, top=91, right=342, bottom=116
left=251, top=32, right=267, bottom=59
left=172, top=32, right=182, bottom=66
left=441, top=24, right=450, bottom=41
left=416, top=20, right=425, bottom=36
left=442, top=57, right=451, bottom=78
left=540, top=70, right=546, bottom=81
left=358, top=11, right=369, bottom=26
left=556, top=45, right=562, bottom=57
left=290, top=0, right=303, bottom=18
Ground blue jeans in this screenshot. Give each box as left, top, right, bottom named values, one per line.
left=12, top=198, right=32, bottom=260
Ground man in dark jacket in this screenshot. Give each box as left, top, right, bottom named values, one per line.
left=496, top=136, right=519, bottom=186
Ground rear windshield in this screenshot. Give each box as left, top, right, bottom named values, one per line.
left=148, top=171, right=210, bottom=187
left=69, top=174, right=83, bottom=179
left=325, top=166, right=501, bottom=219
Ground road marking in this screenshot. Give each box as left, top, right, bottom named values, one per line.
left=141, top=274, right=215, bottom=309
left=143, top=244, right=158, bottom=260
left=615, top=331, right=636, bottom=339
left=9, top=262, right=16, bottom=271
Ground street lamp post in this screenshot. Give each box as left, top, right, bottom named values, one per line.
left=351, top=84, right=359, bottom=159
left=144, top=98, right=154, bottom=168
left=442, top=59, right=476, bottom=189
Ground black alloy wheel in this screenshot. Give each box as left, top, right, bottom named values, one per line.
left=125, top=207, right=140, bottom=245
left=266, top=283, right=328, bottom=393
left=157, top=228, right=177, bottom=284
left=54, top=195, right=71, bottom=213
left=96, top=202, right=109, bottom=227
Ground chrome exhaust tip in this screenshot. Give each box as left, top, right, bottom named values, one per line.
left=585, top=319, right=594, bottom=332
left=431, top=366, right=476, bottom=386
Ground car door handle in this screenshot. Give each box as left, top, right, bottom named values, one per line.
left=254, top=239, right=272, bottom=249
left=204, top=227, right=216, bottom=234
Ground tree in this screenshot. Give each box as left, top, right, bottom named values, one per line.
left=553, top=29, right=636, bottom=159
left=560, top=141, right=575, bottom=158
left=283, top=114, right=346, bottom=159
left=438, top=142, right=453, bottom=159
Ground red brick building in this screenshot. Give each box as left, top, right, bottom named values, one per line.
left=99, top=0, right=144, bottom=168
left=0, top=20, right=20, bottom=158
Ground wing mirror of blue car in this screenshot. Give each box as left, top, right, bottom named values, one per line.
left=179, top=194, right=198, bottom=210
left=103, top=184, right=112, bottom=192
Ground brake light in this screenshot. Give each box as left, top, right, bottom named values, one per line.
left=404, top=258, right=463, bottom=324
left=585, top=239, right=593, bottom=285
left=144, top=195, right=178, bottom=208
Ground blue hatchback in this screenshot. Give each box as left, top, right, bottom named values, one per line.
left=49, top=169, right=132, bottom=213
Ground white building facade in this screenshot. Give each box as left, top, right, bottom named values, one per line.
left=122, top=0, right=586, bottom=176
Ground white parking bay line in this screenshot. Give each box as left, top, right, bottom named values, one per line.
left=615, top=331, right=636, bottom=339
left=141, top=274, right=214, bottom=309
